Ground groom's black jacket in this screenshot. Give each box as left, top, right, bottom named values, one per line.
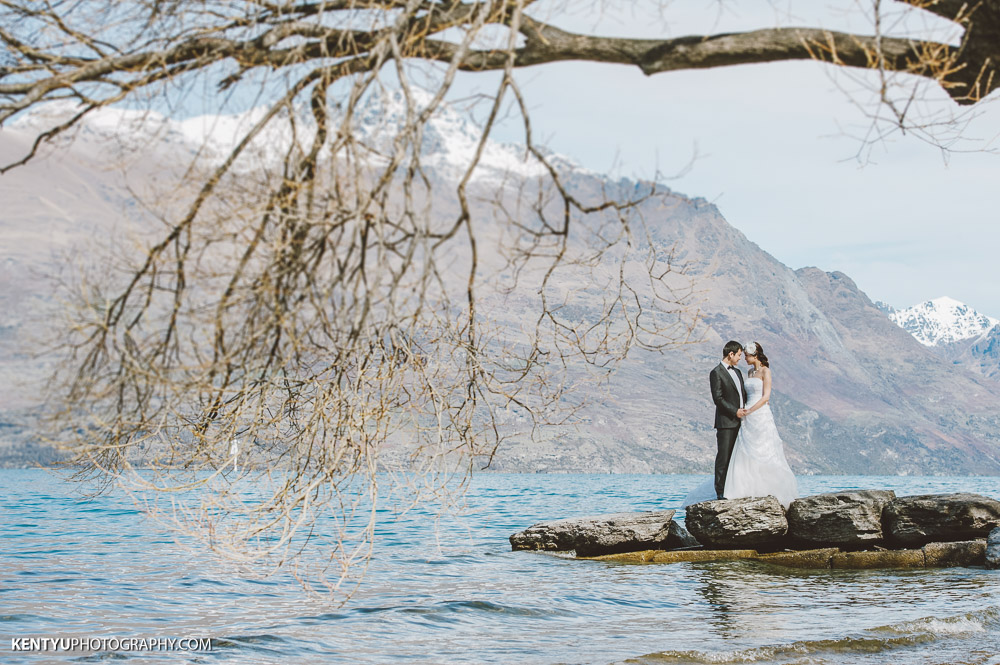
left=710, top=362, right=747, bottom=429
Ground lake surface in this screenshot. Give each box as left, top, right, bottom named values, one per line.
left=3, top=470, right=1000, bottom=664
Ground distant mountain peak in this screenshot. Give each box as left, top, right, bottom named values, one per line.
left=928, top=295, right=965, bottom=309
left=889, top=297, right=999, bottom=346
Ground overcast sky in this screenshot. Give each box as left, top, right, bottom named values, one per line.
left=457, top=0, right=1000, bottom=315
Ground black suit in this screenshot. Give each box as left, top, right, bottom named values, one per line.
left=710, top=362, right=747, bottom=499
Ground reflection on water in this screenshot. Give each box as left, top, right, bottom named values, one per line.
left=692, top=564, right=802, bottom=640
left=2, top=470, right=999, bottom=664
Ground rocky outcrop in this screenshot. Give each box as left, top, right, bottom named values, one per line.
left=883, top=493, right=1000, bottom=546
left=786, top=490, right=895, bottom=547
left=509, top=510, right=688, bottom=557
left=511, top=491, right=1000, bottom=570
left=987, top=527, right=1000, bottom=570
left=684, top=496, right=787, bottom=549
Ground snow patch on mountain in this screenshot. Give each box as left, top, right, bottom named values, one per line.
left=6, top=89, right=565, bottom=181
left=889, top=296, right=999, bottom=346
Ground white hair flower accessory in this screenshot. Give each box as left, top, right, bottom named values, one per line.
left=745, top=342, right=758, bottom=356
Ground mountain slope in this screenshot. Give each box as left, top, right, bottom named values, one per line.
left=482, top=190, right=1000, bottom=474
left=961, top=327, right=1000, bottom=381
left=3, top=102, right=1000, bottom=474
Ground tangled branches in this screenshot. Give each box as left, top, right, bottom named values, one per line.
left=1, top=0, right=995, bottom=594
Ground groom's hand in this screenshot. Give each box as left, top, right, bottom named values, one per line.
left=737, top=408, right=747, bottom=418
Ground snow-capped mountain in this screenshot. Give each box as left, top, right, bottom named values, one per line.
left=888, top=296, right=999, bottom=346
left=885, top=297, right=1000, bottom=383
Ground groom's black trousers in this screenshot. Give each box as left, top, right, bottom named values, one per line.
left=715, top=426, right=740, bottom=499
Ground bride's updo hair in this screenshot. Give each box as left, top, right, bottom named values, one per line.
left=747, top=341, right=769, bottom=367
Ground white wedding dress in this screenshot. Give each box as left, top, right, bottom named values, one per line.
left=683, top=375, right=798, bottom=508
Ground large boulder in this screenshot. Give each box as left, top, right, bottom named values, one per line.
left=685, top=496, right=787, bottom=548
left=509, top=510, right=683, bottom=557
left=786, top=490, right=895, bottom=547
left=987, top=527, right=1000, bottom=570
left=883, top=493, right=1000, bottom=547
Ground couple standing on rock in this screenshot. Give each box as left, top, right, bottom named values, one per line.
left=684, top=340, right=798, bottom=508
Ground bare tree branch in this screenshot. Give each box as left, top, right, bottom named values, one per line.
left=1, top=0, right=994, bottom=596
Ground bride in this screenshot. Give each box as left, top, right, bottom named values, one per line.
left=683, top=342, right=798, bottom=508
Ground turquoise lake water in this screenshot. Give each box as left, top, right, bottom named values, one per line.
left=3, top=470, right=1000, bottom=664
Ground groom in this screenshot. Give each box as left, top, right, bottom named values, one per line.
left=710, top=340, right=749, bottom=500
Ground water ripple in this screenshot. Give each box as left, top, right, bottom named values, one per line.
left=621, top=606, right=1000, bottom=665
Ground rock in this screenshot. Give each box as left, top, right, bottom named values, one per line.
left=509, top=510, right=677, bottom=557
left=923, top=540, right=986, bottom=568
left=987, top=527, right=1000, bottom=570
left=588, top=542, right=987, bottom=569
left=883, top=493, right=1000, bottom=547
left=583, top=549, right=660, bottom=563
left=831, top=549, right=925, bottom=569
left=685, top=496, right=788, bottom=548
left=667, top=519, right=701, bottom=549
left=786, top=490, right=895, bottom=547
left=592, top=547, right=843, bottom=569
left=587, top=549, right=760, bottom=564
left=755, top=548, right=838, bottom=569
left=647, top=549, right=758, bottom=564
